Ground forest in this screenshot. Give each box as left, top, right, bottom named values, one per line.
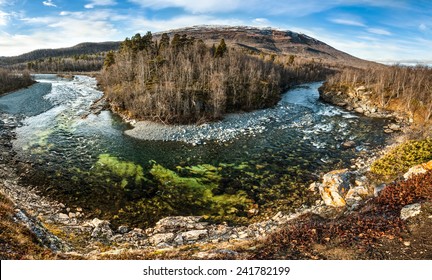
left=323, top=65, right=432, bottom=125
left=99, top=32, right=333, bottom=124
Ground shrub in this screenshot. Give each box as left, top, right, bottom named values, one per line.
left=371, top=138, right=432, bottom=176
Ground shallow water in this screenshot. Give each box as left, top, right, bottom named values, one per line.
left=0, top=74, right=392, bottom=227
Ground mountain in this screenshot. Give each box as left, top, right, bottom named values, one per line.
left=0, top=26, right=375, bottom=69
left=0, top=42, right=121, bottom=66
left=154, top=26, right=376, bottom=68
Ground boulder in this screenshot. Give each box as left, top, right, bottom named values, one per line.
left=149, top=233, right=175, bottom=245
left=153, top=216, right=207, bottom=233
left=388, top=123, right=401, bottom=131
left=182, top=230, right=208, bottom=241
left=400, top=203, right=422, bottom=220
left=90, top=219, right=113, bottom=240
left=342, top=141, right=356, bottom=148
left=316, top=169, right=353, bottom=207
left=403, top=160, right=432, bottom=180
left=345, top=186, right=369, bottom=207
left=354, top=107, right=364, bottom=114
left=117, top=225, right=130, bottom=234
left=58, top=213, right=69, bottom=220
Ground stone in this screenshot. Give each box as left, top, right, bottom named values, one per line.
left=117, top=225, right=130, bottom=234
left=384, top=129, right=393, bottom=134
left=345, top=186, right=369, bottom=207
left=316, top=169, right=354, bottom=207
left=58, top=213, right=69, bottom=220
left=388, top=123, right=401, bottom=131
left=149, top=233, right=174, bottom=245
left=91, top=220, right=113, bottom=240
left=173, top=234, right=184, bottom=246
left=400, top=203, right=422, bottom=220
left=354, top=107, right=364, bottom=114
left=342, top=141, right=356, bottom=148
left=374, top=183, right=386, bottom=197
left=182, top=230, right=208, bottom=241
left=403, top=160, right=432, bottom=180
left=68, top=212, right=76, bottom=218
left=153, top=216, right=206, bottom=233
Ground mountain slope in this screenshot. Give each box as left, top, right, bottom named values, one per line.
left=155, top=26, right=376, bottom=68
left=0, top=42, right=120, bottom=66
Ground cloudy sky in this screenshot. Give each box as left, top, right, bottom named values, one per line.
left=0, top=0, right=431, bottom=62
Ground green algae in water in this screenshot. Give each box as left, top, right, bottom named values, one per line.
left=95, top=153, right=146, bottom=186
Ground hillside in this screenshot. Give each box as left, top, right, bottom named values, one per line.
left=0, top=42, right=121, bottom=66
left=154, top=26, right=376, bottom=68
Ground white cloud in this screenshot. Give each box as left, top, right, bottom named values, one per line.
left=1, top=10, right=122, bottom=56
left=0, top=10, right=9, bottom=26
left=252, top=18, right=271, bottom=26
left=128, top=0, right=243, bottom=13
left=42, top=0, right=57, bottom=7
left=85, top=0, right=117, bottom=9
left=330, top=18, right=365, bottom=27
left=419, top=23, right=427, bottom=31
left=367, top=27, right=391, bottom=35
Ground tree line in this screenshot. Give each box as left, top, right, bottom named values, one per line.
left=0, top=69, right=34, bottom=95
left=323, top=65, right=432, bottom=124
left=99, top=32, right=333, bottom=124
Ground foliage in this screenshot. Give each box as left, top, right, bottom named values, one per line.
left=323, top=65, right=432, bottom=124
left=371, top=138, right=432, bottom=176
left=100, top=32, right=332, bottom=124
left=0, top=69, right=35, bottom=95
left=377, top=170, right=432, bottom=208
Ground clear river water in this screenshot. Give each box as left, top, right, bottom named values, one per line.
left=0, top=74, right=392, bottom=227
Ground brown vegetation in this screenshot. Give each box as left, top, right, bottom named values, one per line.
left=0, top=193, right=53, bottom=259
left=248, top=170, right=432, bottom=260
left=323, top=65, right=432, bottom=125
left=0, top=69, right=35, bottom=95
left=99, top=32, right=333, bottom=124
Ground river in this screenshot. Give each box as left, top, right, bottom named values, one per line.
left=0, top=74, right=392, bottom=228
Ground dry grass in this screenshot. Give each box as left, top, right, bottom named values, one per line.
left=0, top=69, right=35, bottom=96
left=0, top=193, right=76, bottom=259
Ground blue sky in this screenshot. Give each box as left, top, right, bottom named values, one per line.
left=0, top=0, right=431, bottom=62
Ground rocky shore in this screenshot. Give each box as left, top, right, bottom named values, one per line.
left=319, top=84, right=410, bottom=134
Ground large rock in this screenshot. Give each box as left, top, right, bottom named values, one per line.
left=345, top=186, right=369, bottom=207
left=153, top=216, right=207, bottom=233
left=315, top=169, right=353, bottom=207
left=400, top=203, right=422, bottom=220
left=182, top=230, right=208, bottom=242
left=149, top=233, right=175, bottom=245
left=90, top=219, right=113, bottom=240
left=403, top=160, right=432, bottom=180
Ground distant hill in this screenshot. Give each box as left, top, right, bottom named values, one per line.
left=0, top=42, right=121, bottom=66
